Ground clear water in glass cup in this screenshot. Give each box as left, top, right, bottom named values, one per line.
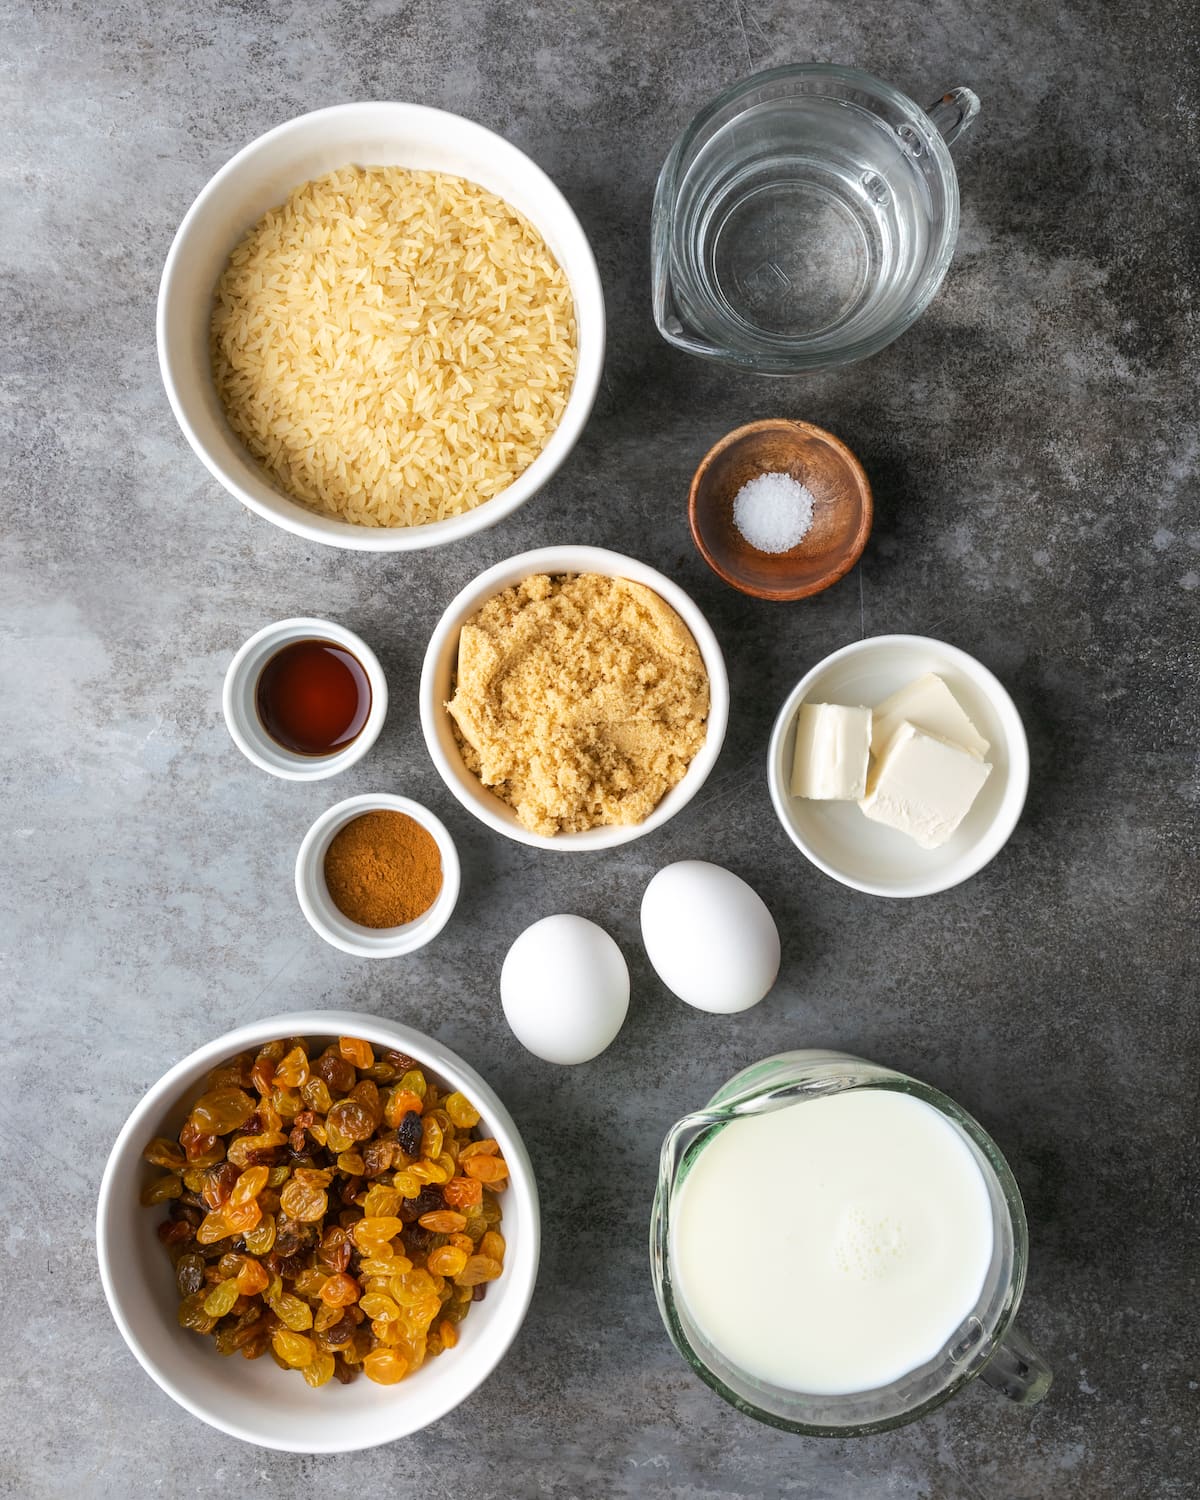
left=652, top=66, right=980, bottom=372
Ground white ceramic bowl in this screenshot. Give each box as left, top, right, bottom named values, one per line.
left=223, top=617, right=388, bottom=780
left=96, top=1011, right=539, bottom=1453
left=419, top=546, right=730, bottom=851
left=767, top=635, right=1029, bottom=898
left=296, top=794, right=461, bottom=956
left=158, top=102, right=605, bottom=551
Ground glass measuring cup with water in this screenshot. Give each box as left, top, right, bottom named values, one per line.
left=651, top=65, right=980, bottom=372
left=650, top=1051, right=1051, bottom=1435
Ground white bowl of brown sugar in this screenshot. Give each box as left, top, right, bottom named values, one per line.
left=418, top=546, right=730, bottom=851
left=295, top=794, right=461, bottom=956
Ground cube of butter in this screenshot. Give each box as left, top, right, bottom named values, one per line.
left=790, top=703, right=872, bottom=800
left=859, top=721, right=992, bottom=849
left=871, top=673, right=989, bottom=761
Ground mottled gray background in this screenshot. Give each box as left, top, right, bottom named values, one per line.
left=1, top=0, right=1197, bottom=1496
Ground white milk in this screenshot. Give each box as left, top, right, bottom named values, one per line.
left=670, top=1088, right=995, bottom=1394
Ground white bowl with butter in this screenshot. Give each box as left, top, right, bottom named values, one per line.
left=767, top=636, right=1029, bottom=898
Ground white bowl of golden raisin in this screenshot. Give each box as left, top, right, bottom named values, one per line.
left=96, top=1012, right=538, bottom=1452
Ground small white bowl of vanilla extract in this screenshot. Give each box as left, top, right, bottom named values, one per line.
left=222, top=617, right=387, bottom=780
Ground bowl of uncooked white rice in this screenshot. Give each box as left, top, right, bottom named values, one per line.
left=158, top=103, right=605, bottom=551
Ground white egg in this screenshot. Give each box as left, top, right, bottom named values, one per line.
left=501, top=914, right=630, bottom=1065
left=640, top=860, right=780, bottom=1014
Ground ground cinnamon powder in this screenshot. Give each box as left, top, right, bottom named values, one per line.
left=323, top=811, right=443, bottom=928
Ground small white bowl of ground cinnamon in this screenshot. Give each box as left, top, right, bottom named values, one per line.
left=295, top=794, right=460, bottom=956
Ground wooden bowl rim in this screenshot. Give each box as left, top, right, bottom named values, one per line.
left=687, top=419, right=873, bottom=601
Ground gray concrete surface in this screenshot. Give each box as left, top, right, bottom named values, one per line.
left=1, top=1, right=1197, bottom=1496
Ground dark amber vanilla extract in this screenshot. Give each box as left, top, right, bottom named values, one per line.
left=255, top=639, right=371, bottom=756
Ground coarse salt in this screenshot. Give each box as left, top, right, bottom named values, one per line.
left=732, top=471, right=815, bottom=554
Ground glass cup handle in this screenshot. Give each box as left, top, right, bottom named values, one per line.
left=926, top=86, right=981, bottom=148
left=979, top=1322, right=1053, bottom=1405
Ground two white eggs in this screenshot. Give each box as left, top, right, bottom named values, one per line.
left=500, top=862, right=781, bottom=1066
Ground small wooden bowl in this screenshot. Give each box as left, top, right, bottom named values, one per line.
left=688, top=420, right=873, bottom=601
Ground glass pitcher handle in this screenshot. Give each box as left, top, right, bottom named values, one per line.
left=926, top=86, right=981, bottom=148
left=979, top=1322, right=1053, bottom=1405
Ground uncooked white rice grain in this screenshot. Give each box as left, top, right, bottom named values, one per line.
left=210, top=166, right=577, bottom=528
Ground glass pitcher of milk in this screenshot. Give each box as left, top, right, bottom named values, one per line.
left=651, top=1052, right=1051, bottom=1433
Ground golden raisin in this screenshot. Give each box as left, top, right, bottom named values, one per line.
left=273, top=1292, right=313, bottom=1333
left=385, top=1088, right=424, bottom=1127
left=393, top=1170, right=422, bottom=1198
left=224, top=1199, right=263, bottom=1234
left=303, top=1352, right=336, bottom=1387
left=352, top=1215, right=405, bottom=1249
left=227, top=1130, right=287, bottom=1168
left=359, top=1292, right=401, bottom=1322
left=459, top=1139, right=499, bottom=1160
left=140, top=1173, right=183, bottom=1206
left=480, top=1230, right=506, bottom=1262
left=190, top=1087, right=257, bottom=1136
left=196, top=1209, right=229, bottom=1245
left=463, top=1155, right=508, bottom=1184
left=279, top=1179, right=327, bottom=1223
left=443, top=1176, right=483, bottom=1209
left=203, top=1279, right=241, bottom=1318
left=362, top=1185, right=402, bottom=1219
left=319, top=1273, right=360, bottom=1307
left=292, top=1268, right=329, bottom=1299
left=231, top=1165, right=269, bottom=1206
left=389, top=1269, right=435, bottom=1306
left=454, top=1254, right=503, bottom=1287
left=327, top=1098, right=374, bottom=1147
left=274, top=1046, right=310, bottom=1089
left=301, top=1076, right=333, bottom=1114
left=398, top=1069, right=427, bottom=1100
left=272, top=1330, right=316, bottom=1368
left=177, top=1290, right=217, bottom=1333
left=420, top=1118, right=444, bottom=1160
left=313, top=1302, right=346, bottom=1334
left=363, top=1348, right=408, bottom=1385
left=427, top=1245, right=469, bottom=1277
left=418, top=1210, right=467, bottom=1234
left=339, top=1036, right=375, bottom=1070
left=242, top=1213, right=276, bottom=1255
left=444, top=1092, right=481, bottom=1129
left=143, top=1137, right=187, bottom=1171
left=236, top=1257, right=270, bottom=1296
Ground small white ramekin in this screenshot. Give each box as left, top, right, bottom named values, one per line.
left=295, top=793, right=460, bottom=956
left=418, top=545, right=730, bottom=851
left=96, top=1010, right=539, bottom=1452
left=222, top=617, right=387, bottom=781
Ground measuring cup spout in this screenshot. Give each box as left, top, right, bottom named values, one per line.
left=926, top=86, right=980, bottom=148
